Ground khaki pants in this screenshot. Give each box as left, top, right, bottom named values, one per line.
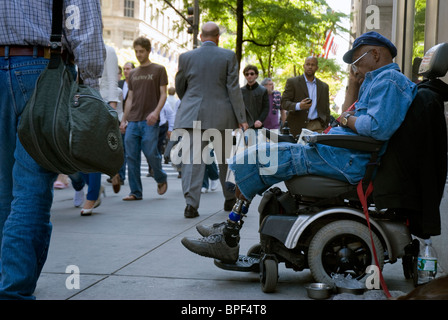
left=306, top=119, right=325, bottom=133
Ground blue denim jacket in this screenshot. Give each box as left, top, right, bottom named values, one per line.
left=306, top=63, right=418, bottom=184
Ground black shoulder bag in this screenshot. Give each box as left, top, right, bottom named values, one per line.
left=18, top=0, right=124, bottom=176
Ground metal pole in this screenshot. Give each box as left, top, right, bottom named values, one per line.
left=403, top=0, right=415, bottom=79
left=394, top=0, right=414, bottom=79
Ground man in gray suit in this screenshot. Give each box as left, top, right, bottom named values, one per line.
left=281, top=56, right=330, bottom=136
left=174, top=22, right=248, bottom=218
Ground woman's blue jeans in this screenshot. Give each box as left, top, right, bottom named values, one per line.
left=0, top=55, right=57, bottom=299
left=69, top=172, right=102, bottom=201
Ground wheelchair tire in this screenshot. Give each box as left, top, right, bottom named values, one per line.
left=247, top=243, right=262, bottom=257
left=260, top=259, right=278, bottom=293
left=308, top=220, right=384, bottom=285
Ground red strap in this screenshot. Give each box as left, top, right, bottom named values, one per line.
left=356, top=180, right=392, bottom=298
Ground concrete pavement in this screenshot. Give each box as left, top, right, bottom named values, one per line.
left=34, top=167, right=422, bottom=301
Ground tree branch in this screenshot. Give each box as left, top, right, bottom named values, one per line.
left=242, top=39, right=274, bottom=47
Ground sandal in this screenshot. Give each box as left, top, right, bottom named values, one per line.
left=122, top=195, right=142, bottom=201
left=157, top=182, right=168, bottom=195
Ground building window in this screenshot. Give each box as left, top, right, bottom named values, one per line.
left=124, top=0, right=134, bottom=18
left=123, top=31, right=135, bottom=47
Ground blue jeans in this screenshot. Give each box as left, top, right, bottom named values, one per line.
left=229, top=142, right=355, bottom=201
left=118, top=133, right=127, bottom=182
left=0, top=55, right=57, bottom=299
left=202, top=149, right=219, bottom=189
left=69, top=172, right=101, bottom=201
left=125, top=121, right=167, bottom=199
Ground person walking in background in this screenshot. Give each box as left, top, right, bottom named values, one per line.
left=53, top=174, right=69, bottom=189
left=120, top=36, right=168, bottom=201
left=0, top=0, right=105, bottom=299
left=72, top=44, right=119, bottom=215
left=281, top=56, right=330, bottom=136
left=174, top=21, right=248, bottom=218
left=241, top=65, right=269, bottom=131
left=110, top=61, right=135, bottom=188
left=201, top=148, right=220, bottom=194
left=147, top=99, right=175, bottom=176
left=166, top=86, right=179, bottom=113
left=70, top=172, right=105, bottom=214
left=98, top=45, right=122, bottom=194
left=119, top=62, right=135, bottom=108
left=163, top=87, right=181, bottom=177
left=158, top=100, right=175, bottom=159
left=260, top=78, right=282, bottom=130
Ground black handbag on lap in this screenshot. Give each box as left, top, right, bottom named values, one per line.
left=18, top=0, right=123, bottom=176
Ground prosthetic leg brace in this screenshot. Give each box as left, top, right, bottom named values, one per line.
left=214, top=198, right=260, bottom=271
left=223, top=199, right=250, bottom=247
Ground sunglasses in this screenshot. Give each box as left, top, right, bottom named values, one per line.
left=351, top=50, right=372, bottom=73
left=245, top=72, right=256, bottom=76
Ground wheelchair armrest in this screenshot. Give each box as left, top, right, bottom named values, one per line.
left=263, top=129, right=297, bottom=143
left=304, top=134, right=384, bottom=152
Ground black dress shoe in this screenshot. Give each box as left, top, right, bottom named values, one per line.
left=224, top=198, right=236, bottom=211
left=184, top=205, right=199, bottom=218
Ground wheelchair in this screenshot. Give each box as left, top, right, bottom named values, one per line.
left=215, top=42, right=448, bottom=293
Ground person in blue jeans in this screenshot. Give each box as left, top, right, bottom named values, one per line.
left=201, top=149, right=219, bottom=193
left=181, top=32, right=418, bottom=264
left=0, top=1, right=105, bottom=299
left=70, top=173, right=104, bottom=216
left=120, top=37, right=168, bottom=200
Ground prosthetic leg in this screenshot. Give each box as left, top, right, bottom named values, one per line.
left=223, top=199, right=249, bottom=247
left=214, top=199, right=261, bottom=271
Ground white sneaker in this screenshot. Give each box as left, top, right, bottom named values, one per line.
left=201, top=187, right=208, bottom=193
left=210, top=179, right=219, bottom=191
left=73, top=190, right=84, bottom=207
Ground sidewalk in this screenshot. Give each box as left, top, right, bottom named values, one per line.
left=35, top=172, right=416, bottom=300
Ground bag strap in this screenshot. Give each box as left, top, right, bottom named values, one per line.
left=48, top=0, right=64, bottom=68
left=50, top=0, right=63, bottom=49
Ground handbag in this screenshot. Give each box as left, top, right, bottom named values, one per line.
left=18, top=0, right=123, bottom=177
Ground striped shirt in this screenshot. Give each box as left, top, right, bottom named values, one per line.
left=0, top=0, right=105, bottom=88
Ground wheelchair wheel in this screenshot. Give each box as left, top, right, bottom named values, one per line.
left=247, top=243, right=262, bottom=257
left=308, top=220, right=384, bottom=285
left=260, top=258, right=278, bottom=293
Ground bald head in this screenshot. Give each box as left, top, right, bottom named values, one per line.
left=305, top=56, right=318, bottom=65
left=303, top=56, right=319, bottom=80
left=200, top=22, right=220, bottom=43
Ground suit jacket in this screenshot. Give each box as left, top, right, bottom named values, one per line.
left=174, top=42, right=246, bottom=130
left=281, top=75, right=330, bottom=136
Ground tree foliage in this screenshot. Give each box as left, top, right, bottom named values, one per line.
left=413, top=0, right=425, bottom=60
left=175, top=0, right=347, bottom=101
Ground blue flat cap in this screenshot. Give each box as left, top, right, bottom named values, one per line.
left=343, top=31, right=397, bottom=64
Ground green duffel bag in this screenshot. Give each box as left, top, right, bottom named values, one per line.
left=18, top=53, right=124, bottom=177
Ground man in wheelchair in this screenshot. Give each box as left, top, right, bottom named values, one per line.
left=181, top=32, right=424, bottom=264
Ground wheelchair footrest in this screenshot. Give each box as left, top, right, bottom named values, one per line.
left=214, top=255, right=260, bottom=272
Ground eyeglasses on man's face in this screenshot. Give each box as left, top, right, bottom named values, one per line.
left=245, top=72, right=256, bottom=76
left=351, top=50, right=372, bottom=73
